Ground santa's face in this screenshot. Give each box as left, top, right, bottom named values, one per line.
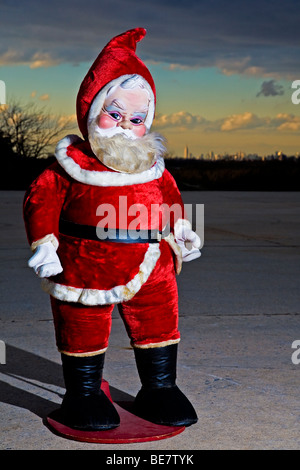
left=88, top=80, right=165, bottom=174
left=98, top=86, right=149, bottom=139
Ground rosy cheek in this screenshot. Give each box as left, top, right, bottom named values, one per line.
left=133, top=124, right=146, bottom=137
left=98, top=114, right=116, bottom=129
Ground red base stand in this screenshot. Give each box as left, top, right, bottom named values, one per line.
left=46, top=379, right=185, bottom=444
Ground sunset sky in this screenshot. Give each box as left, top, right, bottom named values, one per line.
left=1, top=0, right=300, bottom=157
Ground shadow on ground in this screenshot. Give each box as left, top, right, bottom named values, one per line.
left=0, top=344, right=134, bottom=423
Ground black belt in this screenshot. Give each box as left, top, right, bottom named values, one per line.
left=59, top=219, right=165, bottom=244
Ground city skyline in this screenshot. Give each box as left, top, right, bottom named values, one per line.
left=0, top=0, right=299, bottom=157
left=180, top=145, right=299, bottom=161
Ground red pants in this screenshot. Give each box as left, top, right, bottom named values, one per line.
left=50, top=245, right=180, bottom=356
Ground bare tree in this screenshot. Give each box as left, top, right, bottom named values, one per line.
left=0, top=100, right=75, bottom=159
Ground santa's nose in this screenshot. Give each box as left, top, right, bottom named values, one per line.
left=118, top=119, right=133, bottom=130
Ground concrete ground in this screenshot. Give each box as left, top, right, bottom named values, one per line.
left=0, top=190, right=299, bottom=450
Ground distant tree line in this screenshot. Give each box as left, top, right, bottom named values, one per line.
left=0, top=100, right=299, bottom=191
left=164, top=157, right=300, bottom=191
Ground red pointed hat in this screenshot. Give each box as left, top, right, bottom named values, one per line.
left=76, top=28, right=156, bottom=138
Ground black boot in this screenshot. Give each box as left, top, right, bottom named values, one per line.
left=133, top=344, right=198, bottom=426
left=60, top=353, right=120, bottom=431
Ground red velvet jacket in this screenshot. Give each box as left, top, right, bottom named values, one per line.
left=23, top=135, right=186, bottom=306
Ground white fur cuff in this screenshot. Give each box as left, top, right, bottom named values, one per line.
left=31, top=234, right=59, bottom=252
left=132, top=338, right=180, bottom=349
left=59, top=347, right=107, bottom=357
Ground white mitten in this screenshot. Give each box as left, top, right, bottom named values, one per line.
left=28, top=241, right=63, bottom=278
left=175, top=224, right=201, bottom=262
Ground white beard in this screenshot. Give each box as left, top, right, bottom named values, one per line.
left=88, top=122, right=166, bottom=174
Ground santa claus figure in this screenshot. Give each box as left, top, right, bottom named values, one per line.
left=23, top=28, right=200, bottom=431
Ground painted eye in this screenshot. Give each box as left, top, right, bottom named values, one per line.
left=109, top=112, right=122, bottom=121
left=130, top=117, right=144, bottom=125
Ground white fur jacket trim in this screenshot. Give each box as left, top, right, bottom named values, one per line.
left=41, top=243, right=161, bottom=306
left=55, top=134, right=165, bottom=187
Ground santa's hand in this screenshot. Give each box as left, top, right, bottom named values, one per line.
left=28, top=241, right=63, bottom=278
left=175, top=225, right=201, bottom=262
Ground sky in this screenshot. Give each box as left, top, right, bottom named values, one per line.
left=1, top=0, right=300, bottom=157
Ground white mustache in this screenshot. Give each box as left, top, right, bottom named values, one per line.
left=96, top=125, right=138, bottom=140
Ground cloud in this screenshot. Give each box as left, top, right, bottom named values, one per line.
left=277, top=121, right=300, bottom=131
left=220, top=112, right=300, bottom=132
left=256, top=80, right=285, bottom=97
left=58, top=114, right=77, bottom=126
left=0, top=49, right=61, bottom=68
left=220, top=112, right=264, bottom=131
left=38, top=94, right=50, bottom=101
left=0, top=0, right=299, bottom=78
left=153, top=111, right=207, bottom=130
left=29, top=52, right=62, bottom=69
left=215, top=57, right=253, bottom=77
left=154, top=109, right=300, bottom=133
left=0, top=49, right=24, bottom=66
left=167, top=64, right=200, bottom=71
left=214, top=58, right=285, bottom=79
left=30, top=91, right=50, bottom=101
left=272, top=113, right=300, bottom=131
